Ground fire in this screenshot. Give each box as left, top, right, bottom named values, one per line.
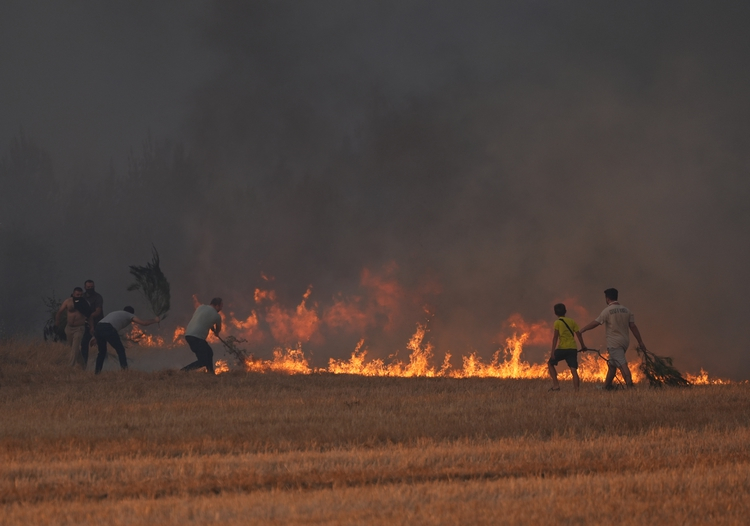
left=264, top=286, right=320, bottom=344
left=328, top=323, right=642, bottom=382
left=685, top=369, right=730, bottom=385
left=120, top=276, right=726, bottom=383
left=328, top=324, right=445, bottom=377
left=125, top=325, right=168, bottom=347
left=244, top=345, right=312, bottom=374
left=214, top=360, right=230, bottom=375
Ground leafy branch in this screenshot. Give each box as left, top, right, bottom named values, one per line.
left=127, top=246, right=171, bottom=319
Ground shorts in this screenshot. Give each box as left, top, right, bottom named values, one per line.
left=548, top=348, right=578, bottom=368
left=607, top=347, right=628, bottom=367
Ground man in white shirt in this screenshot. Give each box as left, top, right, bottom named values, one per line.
left=94, top=306, right=160, bottom=374
left=182, top=297, right=223, bottom=374
left=579, top=288, right=648, bottom=389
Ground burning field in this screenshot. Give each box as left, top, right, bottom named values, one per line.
left=121, top=272, right=725, bottom=387
left=1, top=337, right=748, bottom=525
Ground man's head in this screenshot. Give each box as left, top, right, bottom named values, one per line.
left=123, top=306, right=135, bottom=314
left=604, top=288, right=619, bottom=303
left=72, top=287, right=83, bottom=299
left=210, top=297, right=223, bottom=312
left=85, top=280, right=95, bottom=295
left=553, top=303, right=566, bottom=317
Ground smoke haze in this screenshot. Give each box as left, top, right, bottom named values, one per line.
left=2, top=1, right=750, bottom=378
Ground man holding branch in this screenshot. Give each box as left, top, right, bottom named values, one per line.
left=94, top=306, right=160, bottom=374
left=579, top=288, right=647, bottom=389
left=182, top=297, right=223, bottom=374
left=548, top=303, right=587, bottom=391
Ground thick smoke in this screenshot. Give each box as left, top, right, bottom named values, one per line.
left=2, top=1, right=750, bottom=378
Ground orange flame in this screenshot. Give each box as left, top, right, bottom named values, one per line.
left=126, top=325, right=167, bottom=347
left=685, top=369, right=730, bottom=385
left=214, top=359, right=230, bottom=375
left=244, top=344, right=312, bottom=374
left=265, top=286, right=320, bottom=344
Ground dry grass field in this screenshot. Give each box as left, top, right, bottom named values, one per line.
left=1, top=338, right=749, bottom=525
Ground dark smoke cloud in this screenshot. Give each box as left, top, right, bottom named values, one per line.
left=2, top=1, right=750, bottom=378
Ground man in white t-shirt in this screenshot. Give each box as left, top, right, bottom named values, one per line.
left=94, top=306, right=160, bottom=374
left=579, top=288, right=647, bottom=389
left=181, top=297, right=223, bottom=374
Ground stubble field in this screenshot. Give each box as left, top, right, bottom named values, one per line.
left=1, top=339, right=749, bottom=525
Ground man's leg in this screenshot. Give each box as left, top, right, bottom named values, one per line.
left=571, top=367, right=580, bottom=391
left=70, top=326, right=85, bottom=368
left=183, top=336, right=206, bottom=371
left=108, top=335, right=129, bottom=370
left=547, top=363, right=559, bottom=389
left=95, top=330, right=109, bottom=374
left=604, top=362, right=617, bottom=388
left=65, top=326, right=77, bottom=367
left=619, top=364, right=634, bottom=387
left=81, top=326, right=92, bottom=367
left=183, top=337, right=215, bottom=374
left=201, top=344, right=215, bottom=374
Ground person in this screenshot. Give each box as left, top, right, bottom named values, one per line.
left=81, top=279, right=104, bottom=368
left=94, top=306, right=159, bottom=374
left=182, top=297, right=223, bottom=374
left=55, top=287, right=94, bottom=368
left=579, top=288, right=647, bottom=389
left=548, top=303, right=587, bottom=391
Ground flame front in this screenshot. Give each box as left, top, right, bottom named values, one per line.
left=125, top=315, right=726, bottom=383
left=123, top=272, right=726, bottom=383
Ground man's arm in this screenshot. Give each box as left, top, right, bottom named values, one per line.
left=550, top=329, right=559, bottom=356
left=575, top=331, right=586, bottom=350
left=629, top=322, right=646, bottom=350
left=91, top=297, right=102, bottom=321
left=55, top=299, right=70, bottom=326
left=133, top=316, right=160, bottom=327
left=213, top=319, right=222, bottom=336
left=579, top=320, right=601, bottom=334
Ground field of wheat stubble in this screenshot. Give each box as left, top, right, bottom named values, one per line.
left=1, top=339, right=749, bottom=525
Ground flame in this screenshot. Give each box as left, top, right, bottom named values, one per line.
left=126, top=325, right=167, bottom=347
left=685, top=369, right=730, bottom=385
left=214, top=359, right=230, bottom=375
left=244, top=344, right=312, bottom=374
left=242, top=320, right=655, bottom=384
left=265, top=286, right=320, bottom=344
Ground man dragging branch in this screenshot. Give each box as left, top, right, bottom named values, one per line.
left=182, top=297, right=223, bottom=375
left=579, top=288, right=648, bottom=389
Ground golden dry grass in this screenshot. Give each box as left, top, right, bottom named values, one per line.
left=1, top=338, right=749, bottom=524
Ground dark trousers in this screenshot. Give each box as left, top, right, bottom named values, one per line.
left=81, top=325, right=93, bottom=366
left=95, top=323, right=128, bottom=374
left=183, top=335, right=215, bottom=374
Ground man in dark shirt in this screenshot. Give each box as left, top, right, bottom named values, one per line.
left=81, top=279, right=104, bottom=368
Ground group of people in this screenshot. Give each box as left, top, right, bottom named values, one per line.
left=56, top=283, right=644, bottom=387
left=56, top=281, right=224, bottom=375
left=547, top=288, right=647, bottom=391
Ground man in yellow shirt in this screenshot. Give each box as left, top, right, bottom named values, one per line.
left=548, top=303, right=587, bottom=391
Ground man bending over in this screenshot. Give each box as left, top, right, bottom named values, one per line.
left=182, top=297, right=223, bottom=374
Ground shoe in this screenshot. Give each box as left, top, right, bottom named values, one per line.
left=548, top=387, right=560, bottom=392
